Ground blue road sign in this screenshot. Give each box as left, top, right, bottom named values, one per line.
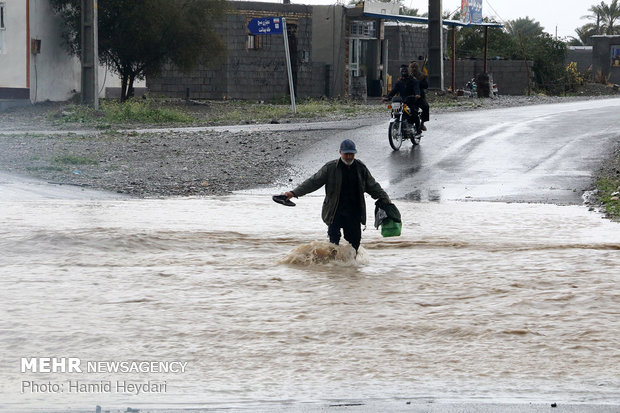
left=248, top=17, right=283, bottom=35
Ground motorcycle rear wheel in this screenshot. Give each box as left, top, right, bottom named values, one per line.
left=388, top=121, right=403, bottom=151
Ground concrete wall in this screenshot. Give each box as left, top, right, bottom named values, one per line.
left=29, top=0, right=80, bottom=102
left=312, top=5, right=346, bottom=97
left=591, top=35, right=620, bottom=84
left=384, top=25, right=532, bottom=95
left=148, top=2, right=324, bottom=101
left=147, top=3, right=533, bottom=99
left=566, top=46, right=593, bottom=74
left=385, top=24, right=429, bottom=78
left=447, top=59, right=533, bottom=95
left=0, top=0, right=144, bottom=107
left=0, top=0, right=29, bottom=90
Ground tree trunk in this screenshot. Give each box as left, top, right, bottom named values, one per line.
left=120, top=73, right=129, bottom=102
left=127, top=73, right=136, bottom=99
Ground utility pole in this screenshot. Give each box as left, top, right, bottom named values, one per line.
left=81, top=0, right=98, bottom=109
left=427, top=0, right=444, bottom=90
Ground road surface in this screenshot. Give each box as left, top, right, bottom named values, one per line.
left=293, top=98, right=620, bottom=205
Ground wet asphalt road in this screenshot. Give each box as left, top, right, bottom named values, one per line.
left=293, top=98, right=620, bottom=204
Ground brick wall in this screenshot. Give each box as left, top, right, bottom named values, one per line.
left=385, top=58, right=532, bottom=96
left=447, top=60, right=533, bottom=95
left=566, top=47, right=593, bottom=74
left=148, top=2, right=323, bottom=100
left=591, top=35, right=620, bottom=84
left=385, top=25, right=533, bottom=95
left=148, top=6, right=537, bottom=100
left=385, top=25, right=431, bottom=77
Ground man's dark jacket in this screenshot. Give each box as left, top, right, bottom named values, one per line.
left=385, top=75, right=420, bottom=100
left=291, top=159, right=390, bottom=226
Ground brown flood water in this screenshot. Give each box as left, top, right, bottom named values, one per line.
left=1, top=195, right=619, bottom=410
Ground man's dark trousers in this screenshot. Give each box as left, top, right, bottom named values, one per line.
left=328, top=213, right=361, bottom=251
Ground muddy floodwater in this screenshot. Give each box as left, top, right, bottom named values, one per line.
left=1, top=194, right=619, bottom=411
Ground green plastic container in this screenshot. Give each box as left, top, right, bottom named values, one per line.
left=381, top=218, right=402, bottom=237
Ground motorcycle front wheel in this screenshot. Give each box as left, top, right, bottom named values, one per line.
left=388, top=121, right=403, bottom=151
left=411, top=132, right=421, bottom=146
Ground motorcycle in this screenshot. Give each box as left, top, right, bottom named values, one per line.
left=386, top=96, right=422, bottom=151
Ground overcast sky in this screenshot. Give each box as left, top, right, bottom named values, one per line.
left=268, top=0, right=596, bottom=40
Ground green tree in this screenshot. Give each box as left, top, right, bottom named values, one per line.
left=525, top=33, right=567, bottom=94
left=582, top=0, right=620, bottom=34
left=455, top=15, right=567, bottom=94
left=583, top=1, right=605, bottom=34
left=50, top=0, right=229, bottom=101
left=400, top=5, right=420, bottom=17
left=568, top=25, right=599, bottom=45
left=454, top=19, right=519, bottom=60
left=506, top=16, right=545, bottom=38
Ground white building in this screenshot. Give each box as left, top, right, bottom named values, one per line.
left=0, top=0, right=142, bottom=111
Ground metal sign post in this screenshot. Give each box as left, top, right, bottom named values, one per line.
left=281, top=18, right=296, bottom=113
left=247, top=17, right=296, bottom=113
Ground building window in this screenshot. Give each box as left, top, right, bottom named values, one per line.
left=0, top=3, right=5, bottom=30
left=247, top=34, right=262, bottom=50
left=612, top=45, right=620, bottom=67
left=350, top=20, right=376, bottom=38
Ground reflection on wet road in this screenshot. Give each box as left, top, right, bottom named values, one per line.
left=292, top=98, right=620, bottom=204
left=1, top=195, right=619, bottom=410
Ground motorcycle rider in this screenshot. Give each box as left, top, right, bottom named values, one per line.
left=382, top=64, right=422, bottom=134
left=409, top=61, right=430, bottom=131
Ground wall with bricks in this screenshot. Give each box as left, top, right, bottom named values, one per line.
left=148, top=4, right=536, bottom=99
left=148, top=2, right=322, bottom=100
left=446, top=59, right=533, bottom=95
left=591, top=35, right=620, bottom=84
left=443, top=59, right=532, bottom=95
left=566, top=46, right=593, bottom=74
left=312, top=6, right=347, bottom=98
left=385, top=24, right=431, bottom=78
left=384, top=25, right=533, bottom=95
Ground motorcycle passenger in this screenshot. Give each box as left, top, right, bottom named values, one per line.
left=382, top=65, right=422, bottom=134
left=409, top=61, right=430, bottom=131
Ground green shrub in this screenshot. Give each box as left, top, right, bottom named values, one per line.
left=564, top=62, right=584, bottom=93
left=596, top=176, right=620, bottom=220
left=101, top=99, right=194, bottom=123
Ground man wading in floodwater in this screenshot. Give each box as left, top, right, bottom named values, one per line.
left=283, top=139, right=391, bottom=252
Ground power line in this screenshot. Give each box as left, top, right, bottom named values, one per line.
left=484, top=0, right=507, bottom=25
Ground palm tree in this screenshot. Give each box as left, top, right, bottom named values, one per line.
left=569, top=26, right=599, bottom=45
left=582, top=0, right=620, bottom=35
left=506, top=17, right=545, bottom=38
left=583, top=1, right=605, bottom=34
left=601, top=0, right=620, bottom=34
